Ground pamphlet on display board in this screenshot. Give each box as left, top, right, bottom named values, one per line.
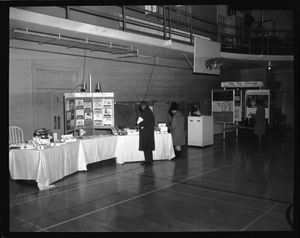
left=84, top=101, right=92, bottom=110
left=85, top=112, right=93, bottom=121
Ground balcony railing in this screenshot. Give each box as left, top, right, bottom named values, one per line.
left=17, top=5, right=294, bottom=56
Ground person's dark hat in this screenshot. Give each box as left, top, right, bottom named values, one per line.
left=256, top=99, right=263, bottom=105
left=140, top=101, right=148, bottom=107
left=169, top=102, right=178, bottom=111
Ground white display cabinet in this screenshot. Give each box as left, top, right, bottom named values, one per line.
left=187, top=116, right=214, bottom=147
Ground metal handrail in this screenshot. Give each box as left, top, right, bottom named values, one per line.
left=21, top=5, right=293, bottom=56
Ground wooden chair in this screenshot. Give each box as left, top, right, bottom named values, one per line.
left=9, top=126, right=24, bottom=145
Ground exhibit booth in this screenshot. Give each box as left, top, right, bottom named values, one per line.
left=212, top=81, right=270, bottom=139
left=9, top=86, right=175, bottom=190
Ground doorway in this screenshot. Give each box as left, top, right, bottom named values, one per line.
left=32, top=65, right=80, bottom=138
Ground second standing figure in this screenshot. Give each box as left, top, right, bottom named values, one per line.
left=168, top=102, right=186, bottom=159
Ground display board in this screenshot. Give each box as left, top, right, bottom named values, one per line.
left=92, top=93, right=114, bottom=127
left=245, top=90, right=270, bottom=123
left=221, top=81, right=264, bottom=123
left=64, top=92, right=114, bottom=135
left=212, top=90, right=235, bottom=123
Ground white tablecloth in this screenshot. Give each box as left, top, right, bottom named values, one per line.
left=115, top=133, right=175, bottom=164
left=9, top=141, right=82, bottom=189
left=9, top=133, right=174, bottom=189
left=79, top=135, right=119, bottom=167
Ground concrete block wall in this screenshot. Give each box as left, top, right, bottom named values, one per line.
left=9, top=39, right=241, bottom=139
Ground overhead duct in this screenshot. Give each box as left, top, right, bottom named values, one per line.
left=10, top=28, right=138, bottom=55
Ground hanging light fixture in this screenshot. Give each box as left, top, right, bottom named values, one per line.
left=69, top=82, right=86, bottom=93
left=80, top=82, right=87, bottom=92
left=95, top=82, right=101, bottom=92
left=267, top=61, right=272, bottom=70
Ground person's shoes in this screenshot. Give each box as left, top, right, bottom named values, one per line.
left=140, top=162, right=153, bottom=166
left=172, top=150, right=179, bottom=159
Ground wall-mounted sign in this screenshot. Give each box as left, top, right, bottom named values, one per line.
left=221, top=81, right=263, bottom=88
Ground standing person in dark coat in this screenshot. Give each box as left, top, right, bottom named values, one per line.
left=254, top=99, right=266, bottom=143
left=136, top=101, right=155, bottom=166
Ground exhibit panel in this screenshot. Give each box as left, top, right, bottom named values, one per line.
left=64, top=92, right=114, bottom=136
left=211, top=90, right=235, bottom=124
left=92, top=93, right=114, bottom=128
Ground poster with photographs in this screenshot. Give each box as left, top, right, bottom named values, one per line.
left=93, top=93, right=114, bottom=128
left=212, top=90, right=235, bottom=123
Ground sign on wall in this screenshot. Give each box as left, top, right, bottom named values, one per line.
left=212, top=90, right=235, bottom=123
left=221, top=81, right=263, bottom=88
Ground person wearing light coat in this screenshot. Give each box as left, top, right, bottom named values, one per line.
left=168, top=102, right=185, bottom=159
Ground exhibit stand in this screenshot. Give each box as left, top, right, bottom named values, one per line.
left=214, top=81, right=270, bottom=139
left=64, top=92, right=114, bottom=136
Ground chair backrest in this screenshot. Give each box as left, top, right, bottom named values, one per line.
left=9, top=126, right=24, bottom=145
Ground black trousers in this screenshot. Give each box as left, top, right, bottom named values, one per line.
left=143, top=150, right=153, bottom=164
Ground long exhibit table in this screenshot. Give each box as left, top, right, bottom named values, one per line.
left=9, top=133, right=175, bottom=190
left=115, top=133, right=175, bottom=164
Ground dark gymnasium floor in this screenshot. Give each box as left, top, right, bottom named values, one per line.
left=8, top=127, right=296, bottom=234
